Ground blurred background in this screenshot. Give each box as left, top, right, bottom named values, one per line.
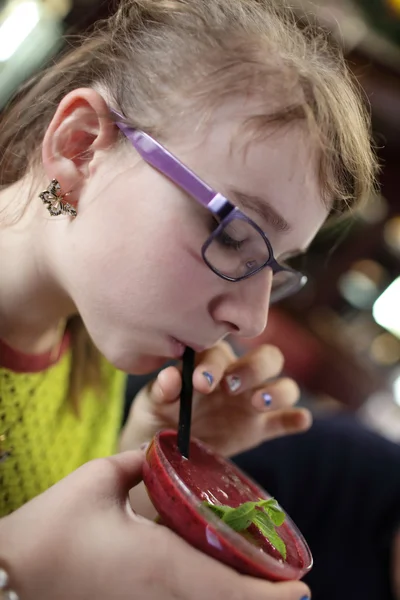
left=238, top=0, right=400, bottom=442
left=1, top=1, right=400, bottom=597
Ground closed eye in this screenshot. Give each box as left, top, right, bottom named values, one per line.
left=211, top=217, right=245, bottom=250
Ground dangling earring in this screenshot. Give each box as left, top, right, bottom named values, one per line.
left=39, top=179, right=77, bottom=217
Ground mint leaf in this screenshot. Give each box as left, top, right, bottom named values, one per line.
left=222, top=501, right=257, bottom=531
left=257, top=499, right=286, bottom=527
left=266, top=507, right=285, bottom=527
left=203, top=501, right=257, bottom=531
left=202, top=497, right=287, bottom=561
left=253, top=512, right=287, bottom=560
left=258, top=499, right=277, bottom=508
left=203, top=502, right=231, bottom=519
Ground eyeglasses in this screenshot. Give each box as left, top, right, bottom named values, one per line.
left=110, top=109, right=307, bottom=303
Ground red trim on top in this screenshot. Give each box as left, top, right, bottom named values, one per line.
left=0, top=330, right=71, bottom=373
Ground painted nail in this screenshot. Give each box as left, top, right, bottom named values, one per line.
left=202, top=371, right=214, bottom=387
left=262, top=393, right=272, bottom=407
left=300, top=596, right=310, bottom=600
left=226, top=374, right=241, bottom=393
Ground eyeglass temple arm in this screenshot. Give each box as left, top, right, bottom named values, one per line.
left=109, top=109, right=234, bottom=217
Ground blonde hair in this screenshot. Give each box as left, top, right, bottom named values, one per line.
left=0, top=0, right=378, bottom=404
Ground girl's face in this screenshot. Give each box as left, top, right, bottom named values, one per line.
left=44, top=99, right=329, bottom=374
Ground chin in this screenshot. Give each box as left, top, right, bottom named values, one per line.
left=87, top=325, right=170, bottom=375
left=104, top=348, right=169, bottom=375
left=126, top=355, right=170, bottom=375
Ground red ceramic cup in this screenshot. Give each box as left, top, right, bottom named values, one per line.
left=142, top=430, right=313, bottom=581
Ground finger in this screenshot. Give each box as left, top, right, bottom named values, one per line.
left=75, top=449, right=146, bottom=502
left=170, top=529, right=311, bottom=600
left=107, top=450, right=146, bottom=495
left=240, top=575, right=311, bottom=600
left=197, top=561, right=311, bottom=600
left=251, top=377, right=300, bottom=412
left=147, top=365, right=182, bottom=404
left=192, top=341, right=237, bottom=394
left=222, top=345, right=284, bottom=395
left=146, top=343, right=235, bottom=404
left=261, top=407, right=313, bottom=441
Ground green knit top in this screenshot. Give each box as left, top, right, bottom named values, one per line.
left=0, top=333, right=125, bottom=516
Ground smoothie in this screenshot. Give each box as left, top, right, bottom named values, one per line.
left=142, top=430, right=312, bottom=581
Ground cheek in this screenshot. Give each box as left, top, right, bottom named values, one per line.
left=65, top=158, right=218, bottom=323
left=69, top=204, right=208, bottom=314
left=140, top=231, right=210, bottom=308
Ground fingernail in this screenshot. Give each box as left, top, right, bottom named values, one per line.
left=262, top=393, right=272, bottom=407
left=140, top=442, right=150, bottom=452
left=202, top=371, right=214, bottom=387
left=226, top=374, right=241, bottom=393
left=300, top=596, right=310, bottom=600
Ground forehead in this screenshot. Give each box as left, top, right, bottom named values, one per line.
left=167, top=98, right=329, bottom=251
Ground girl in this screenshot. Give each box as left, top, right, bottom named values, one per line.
left=0, top=0, right=376, bottom=598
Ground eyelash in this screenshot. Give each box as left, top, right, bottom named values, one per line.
left=209, top=217, right=244, bottom=251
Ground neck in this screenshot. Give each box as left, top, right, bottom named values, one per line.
left=0, top=177, right=76, bottom=354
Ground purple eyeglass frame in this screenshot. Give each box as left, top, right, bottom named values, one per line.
left=110, top=109, right=307, bottom=301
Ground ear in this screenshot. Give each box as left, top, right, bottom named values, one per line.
left=41, top=88, right=118, bottom=206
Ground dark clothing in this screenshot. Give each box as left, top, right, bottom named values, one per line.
left=234, top=413, right=400, bottom=600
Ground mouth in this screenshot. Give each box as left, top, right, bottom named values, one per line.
left=169, top=337, right=207, bottom=358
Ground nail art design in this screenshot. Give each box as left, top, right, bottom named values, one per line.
left=202, top=371, right=214, bottom=387
left=262, top=393, right=272, bottom=407
left=226, top=374, right=241, bottom=393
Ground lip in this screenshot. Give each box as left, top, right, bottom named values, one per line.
left=169, top=337, right=207, bottom=357
left=169, top=337, right=186, bottom=358
left=180, top=340, right=207, bottom=353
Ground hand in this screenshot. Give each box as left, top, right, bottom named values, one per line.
left=120, top=342, right=311, bottom=457
left=0, top=451, right=311, bottom=600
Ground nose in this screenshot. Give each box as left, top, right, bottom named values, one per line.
left=210, top=268, right=273, bottom=338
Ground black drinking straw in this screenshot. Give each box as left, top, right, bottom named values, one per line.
left=177, top=346, right=196, bottom=458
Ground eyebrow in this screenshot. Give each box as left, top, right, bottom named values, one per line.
left=227, top=188, right=292, bottom=234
